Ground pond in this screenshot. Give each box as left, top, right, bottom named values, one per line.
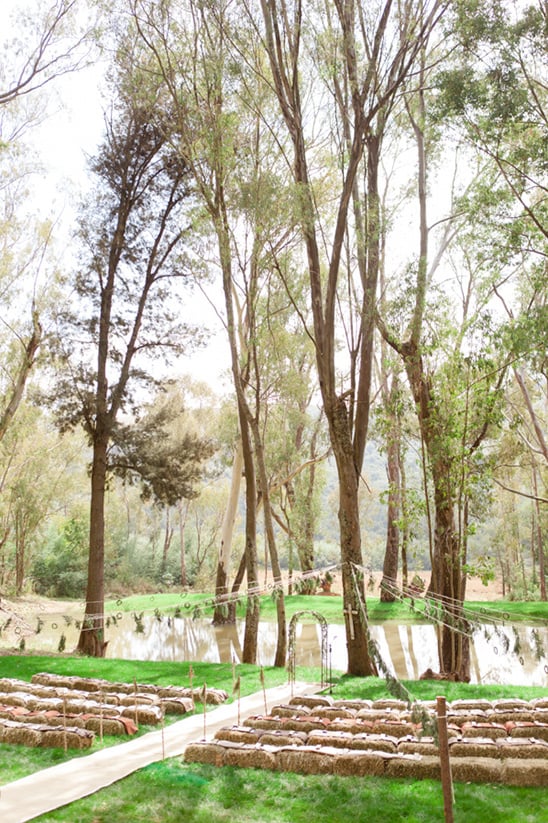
left=5, top=609, right=548, bottom=687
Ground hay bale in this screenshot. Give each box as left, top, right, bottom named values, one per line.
left=39, top=727, right=95, bottom=749
left=31, top=673, right=61, bottom=687
left=372, top=699, right=408, bottom=712
left=222, top=743, right=277, bottom=770
left=120, top=704, right=163, bottom=725
left=508, top=722, right=548, bottom=742
left=489, top=710, right=536, bottom=724
left=356, top=708, right=397, bottom=721
left=308, top=730, right=352, bottom=749
left=275, top=746, right=334, bottom=775
left=244, top=717, right=282, bottom=731
left=259, top=730, right=308, bottom=747
left=282, top=718, right=325, bottom=733
left=133, top=684, right=158, bottom=695
left=46, top=713, right=85, bottom=730
left=63, top=698, right=105, bottom=714
left=214, top=726, right=265, bottom=744
left=0, top=721, right=42, bottom=747
left=118, top=693, right=160, bottom=707
left=493, top=698, right=530, bottom=710
left=189, top=687, right=227, bottom=705
left=385, top=754, right=440, bottom=781
left=450, top=699, right=493, bottom=712
left=503, top=758, right=548, bottom=788
left=449, top=737, right=499, bottom=759
left=328, top=718, right=370, bottom=734
left=2, top=692, right=34, bottom=709
left=271, top=704, right=309, bottom=718
left=398, top=737, right=439, bottom=757
left=332, top=750, right=388, bottom=778
left=288, top=695, right=334, bottom=709
left=184, top=742, right=225, bottom=766
left=333, top=699, right=370, bottom=712
left=452, top=757, right=503, bottom=785
left=159, top=697, right=194, bottom=715
left=497, top=739, right=548, bottom=760
left=33, top=698, right=64, bottom=713
left=461, top=722, right=507, bottom=740
left=371, top=720, right=416, bottom=738
left=311, top=707, right=354, bottom=720
left=348, top=734, right=398, bottom=754
left=0, top=678, right=31, bottom=694
left=157, top=686, right=189, bottom=699
left=447, top=710, right=489, bottom=727
left=83, top=715, right=132, bottom=735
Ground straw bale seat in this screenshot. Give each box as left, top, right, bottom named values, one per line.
left=259, top=730, right=308, bottom=747
left=271, top=704, right=310, bottom=718
left=288, top=695, right=334, bottom=709
left=159, top=697, right=194, bottom=715
left=460, top=721, right=507, bottom=739
left=0, top=719, right=94, bottom=749
left=333, top=699, right=372, bottom=711
left=214, top=726, right=266, bottom=744
left=503, top=758, right=548, bottom=787
left=30, top=673, right=226, bottom=706
left=507, top=721, right=548, bottom=741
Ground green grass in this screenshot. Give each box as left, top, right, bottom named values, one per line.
left=31, top=760, right=548, bottom=822
left=104, top=592, right=548, bottom=626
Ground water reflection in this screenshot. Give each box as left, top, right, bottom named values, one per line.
left=3, top=613, right=547, bottom=686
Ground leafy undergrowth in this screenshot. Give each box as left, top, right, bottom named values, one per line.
left=33, top=760, right=546, bottom=823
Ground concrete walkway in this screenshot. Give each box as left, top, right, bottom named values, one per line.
left=0, top=681, right=318, bottom=823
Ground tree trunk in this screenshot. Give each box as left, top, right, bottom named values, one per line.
left=213, top=439, right=243, bottom=624
left=404, top=346, right=470, bottom=681
left=15, top=517, right=25, bottom=597
left=76, top=433, right=108, bottom=657
left=239, top=403, right=259, bottom=664
left=330, top=397, right=378, bottom=676
left=431, top=487, right=469, bottom=681
left=252, top=427, right=286, bottom=667
left=381, top=433, right=401, bottom=603
left=161, top=508, right=173, bottom=576
left=178, top=499, right=189, bottom=588
left=532, top=463, right=547, bottom=600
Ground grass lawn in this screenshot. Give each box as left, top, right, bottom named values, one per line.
left=31, top=761, right=547, bottom=823
left=105, top=591, right=548, bottom=625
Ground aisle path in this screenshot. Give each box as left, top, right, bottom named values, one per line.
left=0, top=681, right=319, bottom=823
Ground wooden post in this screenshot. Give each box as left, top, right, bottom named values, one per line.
left=201, top=683, right=207, bottom=740
left=63, top=697, right=68, bottom=753
left=437, top=696, right=454, bottom=823
left=260, top=666, right=268, bottom=715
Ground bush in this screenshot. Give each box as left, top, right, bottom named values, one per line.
left=31, top=517, right=88, bottom=598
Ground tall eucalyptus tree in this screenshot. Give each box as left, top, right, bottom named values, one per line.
left=51, top=39, right=202, bottom=656
left=255, top=0, right=446, bottom=675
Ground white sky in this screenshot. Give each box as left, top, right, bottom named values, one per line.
left=1, top=0, right=232, bottom=395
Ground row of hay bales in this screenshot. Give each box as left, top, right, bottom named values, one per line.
left=0, top=718, right=95, bottom=750
left=184, top=694, right=548, bottom=787
left=29, top=673, right=228, bottom=705
left=0, top=673, right=226, bottom=749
